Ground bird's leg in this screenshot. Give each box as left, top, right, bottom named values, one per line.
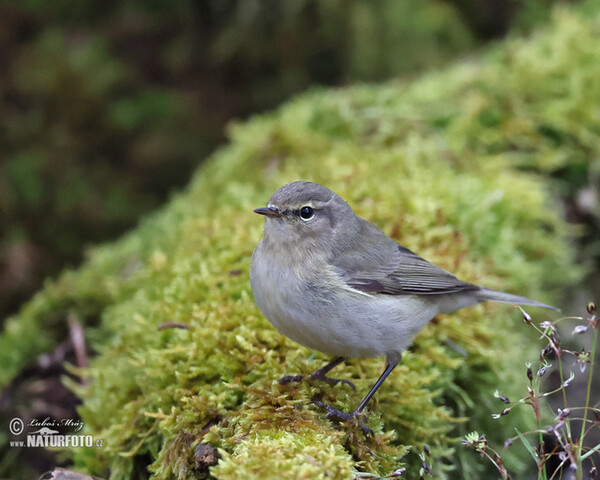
left=279, top=356, right=355, bottom=390
left=312, top=362, right=398, bottom=434
left=308, top=356, right=356, bottom=390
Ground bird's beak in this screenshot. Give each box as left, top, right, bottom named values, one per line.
left=253, top=207, right=283, bottom=218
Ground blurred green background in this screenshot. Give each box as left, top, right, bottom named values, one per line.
left=0, top=0, right=570, bottom=323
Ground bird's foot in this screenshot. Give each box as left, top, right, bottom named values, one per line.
left=310, top=400, right=373, bottom=435
left=278, top=373, right=356, bottom=391
left=278, top=374, right=305, bottom=385
left=309, top=370, right=356, bottom=391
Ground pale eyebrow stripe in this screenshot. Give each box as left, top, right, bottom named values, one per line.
left=267, top=196, right=331, bottom=211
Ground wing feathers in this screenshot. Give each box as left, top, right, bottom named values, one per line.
left=333, top=219, right=476, bottom=296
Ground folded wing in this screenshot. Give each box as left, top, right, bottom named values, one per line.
left=333, top=218, right=478, bottom=296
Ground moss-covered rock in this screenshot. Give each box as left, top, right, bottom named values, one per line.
left=3, top=2, right=600, bottom=478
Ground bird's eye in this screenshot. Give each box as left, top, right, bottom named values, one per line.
left=299, top=206, right=314, bottom=220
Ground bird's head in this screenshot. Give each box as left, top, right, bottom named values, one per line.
left=254, top=181, right=357, bottom=253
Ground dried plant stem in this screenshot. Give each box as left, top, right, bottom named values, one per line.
left=576, top=324, right=598, bottom=478
left=557, top=360, right=573, bottom=443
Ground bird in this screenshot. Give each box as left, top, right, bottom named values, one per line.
left=250, top=181, right=558, bottom=428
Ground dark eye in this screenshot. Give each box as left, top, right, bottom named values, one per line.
left=299, top=206, right=314, bottom=220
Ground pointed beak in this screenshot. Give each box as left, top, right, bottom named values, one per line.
left=253, top=207, right=283, bottom=218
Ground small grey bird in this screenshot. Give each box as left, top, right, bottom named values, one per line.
left=250, top=181, right=557, bottom=426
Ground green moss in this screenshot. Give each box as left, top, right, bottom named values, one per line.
left=210, top=429, right=356, bottom=480
left=3, top=2, right=600, bottom=478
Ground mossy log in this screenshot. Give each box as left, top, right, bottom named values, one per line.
left=2, top=3, right=599, bottom=479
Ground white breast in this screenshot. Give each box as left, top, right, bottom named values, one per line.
left=250, top=239, right=440, bottom=363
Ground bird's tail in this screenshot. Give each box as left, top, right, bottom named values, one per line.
left=476, top=287, right=560, bottom=312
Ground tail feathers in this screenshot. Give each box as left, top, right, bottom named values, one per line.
left=477, top=287, right=560, bottom=312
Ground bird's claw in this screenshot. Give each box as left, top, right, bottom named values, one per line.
left=310, top=400, right=373, bottom=435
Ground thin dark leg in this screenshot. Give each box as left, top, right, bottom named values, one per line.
left=312, top=361, right=399, bottom=434
left=354, top=362, right=397, bottom=414
left=279, top=356, right=355, bottom=390
left=309, top=356, right=345, bottom=380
